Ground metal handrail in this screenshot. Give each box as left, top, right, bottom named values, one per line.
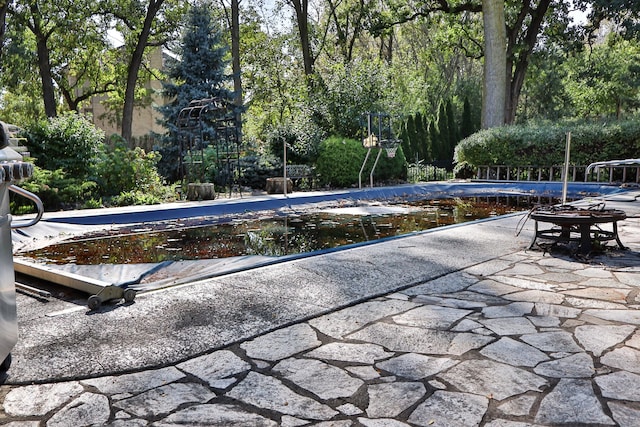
left=585, top=159, right=640, bottom=177
left=9, top=185, right=43, bottom=228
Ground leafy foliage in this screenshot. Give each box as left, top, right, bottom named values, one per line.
left=238, top=153, right=281, bottom=190
left=315, top=136, right=406, bottom=188
left=94, top=135, right=170, bottom=199
left=25, top=112, right=104, bottom=179
left=13, top=166, right=98, bottom=212
left=266, top=110, right=327, bottom=164
left=155, top=2, right=235, bottom=183
left=313, top=60, right=389, bottom=139
left=454, top=118, right=640, bottom=173
left=15, top=124, right=173, bottom=213
left=564, top=35, right=640, bottom=118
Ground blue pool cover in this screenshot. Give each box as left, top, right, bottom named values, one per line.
left=44, top=181, right=630, bottom=226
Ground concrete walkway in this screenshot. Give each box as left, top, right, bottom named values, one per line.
left=1, top=192, right=640, bottom=426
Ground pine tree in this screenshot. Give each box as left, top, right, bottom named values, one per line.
left=461, top=96, right=475, bottom=139
left=422, top=114, right=433, bottom=162
left=405, top=114, right=418, bottom=162
left=445, top=100, right=458, bottom=161
left=399, top=120, right=413, bottom=162
left=156, top=2, right=234, bottom=182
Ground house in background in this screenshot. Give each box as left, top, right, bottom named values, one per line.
left=80, top=48, right=168, bottom=150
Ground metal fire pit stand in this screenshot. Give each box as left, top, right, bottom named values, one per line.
left=1, top=126, right=43, bottom=373
left=528, top=206, right=627, bottom=255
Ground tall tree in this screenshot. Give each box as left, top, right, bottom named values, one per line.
left=503, top=0, right=553, bottom=123
left=0, top=1, right=8, bottom=63
left=583, top=0, right=640, bottom=39
left=156, top=2, right=232, bottom=181
left=6, top=0, right=116, bottom=118
left=107, top=0, right=185, bottom=142
left=219, top=0, right=243, bottom=141
left=325, top=0, right=371, bottom=63
left=371, top=0, right=560, bottom=125
left=8, top=0, right=58, bottom=117
left=481, top=0, right=505, bottom=128
left=287, top=0, right=323, bottom=89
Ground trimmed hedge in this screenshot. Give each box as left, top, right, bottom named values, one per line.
left=454, top=118, right=640, bottom=172
left=315, top=136, right=406, bottom=187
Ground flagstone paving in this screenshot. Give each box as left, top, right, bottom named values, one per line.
left=1, top=202, right=640, bottom=426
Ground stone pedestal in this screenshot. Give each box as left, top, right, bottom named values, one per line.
left=186, top=183, right=216, bottom=201
left=265, top=177, right=293, bottom=194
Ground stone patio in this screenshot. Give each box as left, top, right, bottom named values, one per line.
left=1, top=192, right=639, bottom=426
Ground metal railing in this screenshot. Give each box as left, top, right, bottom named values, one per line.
left=476, top=163, right=640, bottom=184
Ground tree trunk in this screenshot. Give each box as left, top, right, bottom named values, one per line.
left=35, top=34, right=57, bottom=118
left=481, top=0, right=506, bottom=129
left=0, top=2, right=8, bottom=64
left=504, top=0, right=552, bottom=124
left=121, top=0, right=164, bottom=143
left=231, top=0, right=242, bottom=141
left=289, top=0, right=314, bottom=78
left=28, top=3, right=57, bottom=117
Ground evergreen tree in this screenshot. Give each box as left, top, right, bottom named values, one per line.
left=460, top=96, right=474, bottom=139
left=399, top=120, right=413, bottom=162
left=156, top=2, right=234, bottom=182
left=405, top=114, right=418, bottom=162
left=428, top=119, right=440, bottom=163
left=422, top=114, right=433, bottom=162
left=445, top=100, right=458, bottom=161
left=413, top=113, right=427, bottom=159
left=435, top=102, right=449, bottom=162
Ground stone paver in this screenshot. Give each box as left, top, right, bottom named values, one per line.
left=2, top=199, right=639, bottom=426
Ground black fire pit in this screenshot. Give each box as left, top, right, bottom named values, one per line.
left=528, top=205, right=627, bottom=255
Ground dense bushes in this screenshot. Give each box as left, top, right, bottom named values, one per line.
left=25, top=112, right=104, bottom=179
left=94, top=136, right=173, bottom=206
left=454, top=118, right=640, bottom=174
left=238, top=153, right=281, bottom=189
left=13, top=115, right=174, bottom=212
left=16, top=167, right=98, bottom=213
left=315, top=136, right=406, bottom=187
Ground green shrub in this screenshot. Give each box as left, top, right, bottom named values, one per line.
left=110, top=190, right=162, bottom=207
left=12, top=165, right=99, bottom=212
left=454, top=118, right=640, bottom=171
left=266, top=112, right=326, bottom=164
left=238, top=153, right=281, bottom=190
left=315, top=136, right=406, bottom=188
left=94, top=136, right=171, bottom=201
left=25, top=112, right=104, bottom=179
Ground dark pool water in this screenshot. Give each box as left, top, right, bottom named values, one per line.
left=20, top=196, right=556, bottom=265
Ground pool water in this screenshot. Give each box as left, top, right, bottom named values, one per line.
left=20, top=196, right=554, bottom=265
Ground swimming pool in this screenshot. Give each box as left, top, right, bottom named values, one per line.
left=12, top=181, right=629, bottom=295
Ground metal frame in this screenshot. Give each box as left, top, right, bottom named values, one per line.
left=14, top=259, right=136, bottom=310
left=176, top=98, right=241, bottom=196
left=359, top=112, right=401, bottom=189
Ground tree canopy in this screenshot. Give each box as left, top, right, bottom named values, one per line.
left=1, top=0, right=639, bottom=167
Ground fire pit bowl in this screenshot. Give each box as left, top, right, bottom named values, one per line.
left=528, top=205, right=627, bottom=255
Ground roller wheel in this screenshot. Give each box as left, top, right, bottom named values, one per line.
left=0, top=354, right=11, bottom=372
left=123, top=289, right=136, bottom=303
left=88, top=295, right=101, bottom=310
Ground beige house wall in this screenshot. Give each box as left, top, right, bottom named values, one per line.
left=82, top=48, right=168, bottom=143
